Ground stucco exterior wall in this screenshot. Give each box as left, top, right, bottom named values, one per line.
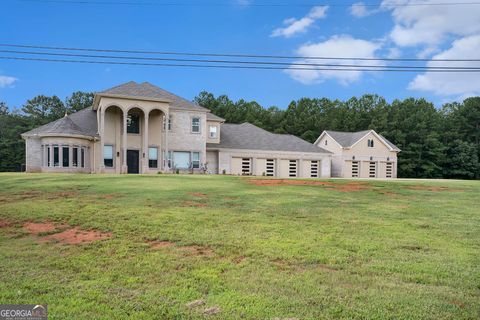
left=215, top=148, right=331, bottom=178
left=25, top=137, right=42, bottom=172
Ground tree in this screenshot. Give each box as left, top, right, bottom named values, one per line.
left=65, top=91, right=94, bottom=113
left=443, top=140, right=479, bottom=179
left=22, top=95, right=65, bottom=126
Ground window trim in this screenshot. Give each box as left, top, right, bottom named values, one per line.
left=209, top=125, right=218, bottom=139
left=127, top=113, right=141, bottom=135
left=191, top=117, right=201, bottom=134
left=104, top=144, right=114, bottom=168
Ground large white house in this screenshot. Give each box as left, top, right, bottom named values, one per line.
left=22, top=81, right=332, bottom=178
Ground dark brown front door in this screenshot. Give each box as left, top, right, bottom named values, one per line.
left=127, top=150, right=139, bottom=174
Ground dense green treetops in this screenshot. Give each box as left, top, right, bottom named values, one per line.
left=0, top=91, right=478, bottom=179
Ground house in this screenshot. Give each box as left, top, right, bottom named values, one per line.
left=22, top=81, right=332, bottom=178
left=314, top=130, right=400, bottom=178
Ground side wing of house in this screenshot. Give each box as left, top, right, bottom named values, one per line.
left=343, top=131, right=399, bottom=178
left=314, top=132, right=344, bottom=177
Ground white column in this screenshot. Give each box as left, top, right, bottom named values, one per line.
left=121, top=110, right=128, bottom=174
left=59, top=144, right=63, bottom=168
left=142, top=112, right=149, bottom=173
left=164, top=111, right=169, bottom=172
left=49, top=145, right=54, bottom=168
left=99, top=108, right=105, bottom=173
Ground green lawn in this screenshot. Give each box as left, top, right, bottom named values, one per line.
left=0, top=173, right=479, bottom=319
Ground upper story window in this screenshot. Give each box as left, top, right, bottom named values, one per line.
left=127, top=114, right=140, bottom=134
left=209, top=125, right=218, bottom=138
left=192, top=117, right=200, bottom=133
left=368, top=139, right=374, bottom=148
left=325, top=140, right=328, bottom=146
left=163, top=115, right=172, bottom=131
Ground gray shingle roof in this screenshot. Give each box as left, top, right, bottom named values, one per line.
left=325, top=130, right=400, bottom=151
left=207, top=112, right=225, bottom=122
left=207, top=123, right=331, bottom=154
left=99, top=81, right=209, bottom=112
left=22, top=107, right=98, bottom=138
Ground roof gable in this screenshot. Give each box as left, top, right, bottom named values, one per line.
left=96, top=81, right=209, bottom=112
left=318, top=130, right=400, bottom=151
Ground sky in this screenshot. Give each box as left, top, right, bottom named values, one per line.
left=1, top=0, right=480, bottom=110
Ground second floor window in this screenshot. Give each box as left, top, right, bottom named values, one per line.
left=163, top=116, right=172, bottom=131
left=209, top=125, right=217, bottom=138
left=127, top=114, right=140, bottom=134
left=192, top=117, right=200, bottom=133
left=368, top=139, right=374, bottom=148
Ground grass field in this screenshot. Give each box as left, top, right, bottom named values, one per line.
left=0, top=173, right=479, bottom=319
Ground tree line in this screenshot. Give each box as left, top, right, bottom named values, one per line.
left=0, top=91, right=478, bottom=179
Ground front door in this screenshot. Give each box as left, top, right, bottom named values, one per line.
left=127, top=150, right=139, bottom=174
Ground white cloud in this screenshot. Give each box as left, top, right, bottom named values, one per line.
left=349, top=2, right=375, bottom=18
left=408, top=35, right=480, bottom=97
left=382, top=0, right=480, bottom=49
left=285, top=35, right=384, bottom=85
left=0, top=75, right=18, bottom=88
left=271, top=6, right=328, bottom=38
left=387, top=47, right=401, bottom=59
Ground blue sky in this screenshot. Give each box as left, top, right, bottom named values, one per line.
left=1, top=0, right=480, bottom=110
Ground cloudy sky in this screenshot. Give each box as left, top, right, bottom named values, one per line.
left=1, top=0, right=480, bottom=109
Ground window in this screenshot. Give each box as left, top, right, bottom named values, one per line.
left=352, top=161, right=359, bottom=178
left=386, top=162, right=393, bottom=178
left=149, top=147, right=158, bottom=168
left=266, top=159, right=275, bottom=176
left=53, top=146, right=59, bottom=167
left=62, top=147, right=69, bottom=167
left=289, top=160, right=297, bottom=177
left=81, top=148, right=85, bottom=168
left=163, top=116, right=172, bottom=131
left=104, top=145, right=113, bottom=167
left=192, top=117, right=200, bottom=133
left=325, top=140, right=328, bottom=146
left=173, top=151, right=190, bottom=169
left=368, top=139, right=374, bottom=148
left=369, top=161, right=376, bottom=178
left=209, top=125, right=217, bottom=138
left=311, top=161, right=319, bottom=178
left=127, top=114, right=140, bottom=134
left=241, top=158, right=251, bottom=175
left=165, top=151, right=173, bottom=168
left=72, top=147, right=78, bottom=167
left=192, top=152, right=200, bottom=169
left=47, top=146, right=51, bottom=167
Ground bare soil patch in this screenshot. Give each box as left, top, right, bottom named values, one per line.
left=188, top=192, right=208, bottom=198
left=203, top=306, right=221, bottom=315
left=23, top=222, right=57, bottom=234
left=40, top=227, right=112, bottom=245
left=232, top=256, right=246, bottom=264
left=179, top=245, right=214, bottom=257
left=0, top=219, right=12, bottom=228
left=248, top=179, right=371, bottom=192
left=186, top=299, right=205, bottom=308
left=182, top=201, right=208, bottom=208
left=149, top=240, right=175, bottom=249
left=406, top=185, right=464, bottom=192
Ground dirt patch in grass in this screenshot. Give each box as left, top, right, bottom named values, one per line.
left=272, top=259, right=338, bottom=273
left=248, top=179, right=371, bottom=192
left=23, top=222, right=58, bottom=234
left=406, top=185, right=464, bottom=192
left=182, top=201, right=208, bottom=208
left=450, top=300, right=465, bottom=308
left=39, top=227, right=112, bottom=245
left=186, top=299, right=205, bottom=308
left=203, top=306, right=221, bottom=316
left=179, top=245, right=214, bottom=257
left=188, top=192, right=208, bottom=198
left=232, top=256, right=246, bottom=264
left=399, top=245, right=428, bottom=251
left=0, top=219, right=12, bottom=228
left=149, top=240, right=175, bottom=249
